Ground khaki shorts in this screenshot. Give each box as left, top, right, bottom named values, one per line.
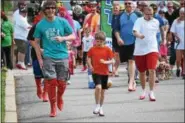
left=14, top=39, right=27, bottom=54
left=42, top=57, right=69, bottom=81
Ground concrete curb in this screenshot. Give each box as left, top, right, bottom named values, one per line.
left=5, top=70, right=17, bottom=122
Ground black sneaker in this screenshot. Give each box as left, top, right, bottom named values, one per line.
left=176, top=69, right=180, bottom=77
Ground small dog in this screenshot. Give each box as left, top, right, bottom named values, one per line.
left=156, top=56, right=171, bottom=80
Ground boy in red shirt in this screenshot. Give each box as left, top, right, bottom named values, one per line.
left=87, top=31, right=115, bottom=116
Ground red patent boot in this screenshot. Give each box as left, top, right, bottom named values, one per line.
left=48, top=79, right=58, bottom=117
left=42, top=79, right=49, bottom=102
left=35, top=78, right=43, bottom=99
left=57, top=80, right=66, bottom=111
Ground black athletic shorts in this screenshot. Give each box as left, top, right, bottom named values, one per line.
left=92, top=73, right=108, bottom=89
left=119, top=43, right=135, bottom=63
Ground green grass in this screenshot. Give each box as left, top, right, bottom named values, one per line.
left=1, top=68, right=6, bottom=123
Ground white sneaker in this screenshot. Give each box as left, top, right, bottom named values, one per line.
left=149, top=91, right=156, bottom=101
left=139, top=90, right=146, bottom=100
left=93, top=105, right=100, bottom=114
left=99, top=107, right=104, bottom=116
left=67, top=81, right=71, bottom=85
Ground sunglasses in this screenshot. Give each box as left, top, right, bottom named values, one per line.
left=167, top=6, right=173, bottom=8
left=45, top=7, right=56, bottom=10
left=181, top=3, right=185, bottom=6
left=125, top=2, right=131, bottom=5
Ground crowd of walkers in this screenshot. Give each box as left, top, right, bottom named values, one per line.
left=1, top=0, right=184, bottom=118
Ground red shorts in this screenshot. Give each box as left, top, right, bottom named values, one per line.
left=134, top=52, right=159, bottom=73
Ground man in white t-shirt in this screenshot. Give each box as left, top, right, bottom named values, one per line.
left=14, top=7, right=31, bottom=70
left=133, top=7, right=160, bottom=102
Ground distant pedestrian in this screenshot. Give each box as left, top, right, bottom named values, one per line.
left=87, top=31, right=115, bottom=116
left=1, top=11, right=14, bottom=70
left=170, top=8, right=185, bottom=78
left=67, top=42, right=76, bottom=85
left=81, top=27, right=94, bottom=71
left=14, top=7, right=31, bottom=70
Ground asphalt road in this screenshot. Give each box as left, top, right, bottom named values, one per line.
left=14, top=65, right=184, bottom=122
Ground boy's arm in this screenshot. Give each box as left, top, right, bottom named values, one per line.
left=100, top=58, right=115, bottom=65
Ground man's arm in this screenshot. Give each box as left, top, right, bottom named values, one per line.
left=133, top=30, right=145, bottom=39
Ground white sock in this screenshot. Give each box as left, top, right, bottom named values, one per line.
left=141, top=89, right=146, bottom=96
left=96, top=104, right=100, bottom=108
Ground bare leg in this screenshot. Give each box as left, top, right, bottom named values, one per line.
left=100, top=89, right=105, bottom=106
left=95, top=84, right=102, bottom=105
left=114, top=52, right=120, bottom=75
left=128, top=60, right=135, bottom=89
left=176, top=50, right=181, bottom=69
left=139, top=72, right=146, bottom=90
left=18, top=52, right=25, bottom=63
left=148, top=69, right=156, bottom=91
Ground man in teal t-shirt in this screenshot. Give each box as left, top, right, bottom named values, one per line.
left=32, top=1, right=75, bottom=117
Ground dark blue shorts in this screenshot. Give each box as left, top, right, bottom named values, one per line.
left=32, top=60, right=43, bottom=79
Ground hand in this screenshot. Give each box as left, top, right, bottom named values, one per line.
left=117, top=38, right=124, bottom=46
left=1, top=32, right=5, bottom=37
left=40, top=49, right=44, bottom=54
left=54, top=36, right=65, bottom=42
left=100, top=59, right=105, bottom=64
left=38, top=59, right=43, bottom=69
left=89, top=65, right=94, bottom=72
left=139, top=34, right=145, bottom=39
left=73, top=64, right=76, bottom=69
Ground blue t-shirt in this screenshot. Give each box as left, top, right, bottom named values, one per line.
left=111, top=14, right=120, bottom=32
left=115, top=12, right=138, bottom=45
left=33, top=16, right=73, bottom=59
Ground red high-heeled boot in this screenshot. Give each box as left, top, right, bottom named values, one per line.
left=48, top=79, right=58, bottom=117
left=35, top=78, right=43, bottom=99
left=57, top=80, right=66, bottom=111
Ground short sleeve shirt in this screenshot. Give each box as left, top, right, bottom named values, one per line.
left=1, top=20, right=13, bottom=47
left=33, top=16, right=73, bottom=59
left=87, top=46, right=114, bottom=75
left=133, top=17, right=159, bottom=55
left=82, top=35, right=94, bottom=52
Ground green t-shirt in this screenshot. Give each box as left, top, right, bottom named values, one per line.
left=1, top=20, right=13, bottom=47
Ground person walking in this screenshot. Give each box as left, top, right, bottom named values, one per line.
left=170, top=8, right=185, bottom=79
left=81, top=27, right=94, bottom=71
left=1, top=11, right=14, bottom=70
left=83, top=1, right=100, bottom=36
left=87, top=31, right=115, bottom=116
left=133, top=7, right=161, bottom=101
left=27, top=8, right=49, bottom=102
left=111, top=1, right=121, bottom=77
left=14, top=7, right=31, bottom=70
left=33, top=1, right=75, bottom=117
left=115, top=0, right=139, bottom=91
